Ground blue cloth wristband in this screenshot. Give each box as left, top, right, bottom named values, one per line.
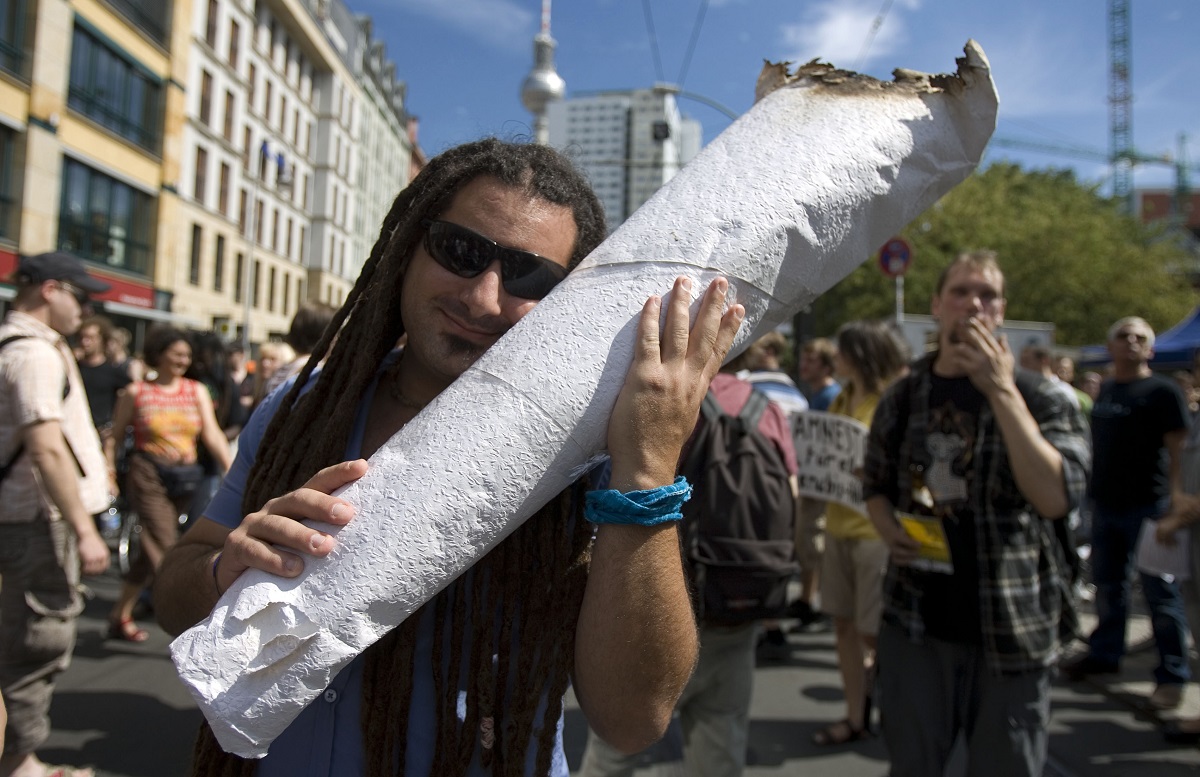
left=584, top=476, right=692, bottom=526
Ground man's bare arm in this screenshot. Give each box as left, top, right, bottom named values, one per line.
left=24, top=420, right=109, bottom=574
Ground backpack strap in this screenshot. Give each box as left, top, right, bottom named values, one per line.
left=737, top=388, right=770, bottom=430
left=0, top=336, right=32, bottom=483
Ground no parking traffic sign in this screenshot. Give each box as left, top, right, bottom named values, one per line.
left=879, top=237, right=912, bottom=278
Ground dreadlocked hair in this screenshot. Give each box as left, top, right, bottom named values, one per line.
left=191, top=138, right=606, bottom=776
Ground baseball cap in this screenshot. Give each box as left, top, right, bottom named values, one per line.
left=15, top=252, right=110, bottom=297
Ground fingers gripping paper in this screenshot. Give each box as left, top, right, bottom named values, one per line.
left=173, top=42, right=999, bottom=757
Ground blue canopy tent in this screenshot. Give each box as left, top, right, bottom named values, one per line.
left=1078, top=306, right=1200, bottom=369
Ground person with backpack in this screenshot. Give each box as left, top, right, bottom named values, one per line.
left=580, top=366, right=798, bottom=777
left=812, top=320, right=909, bottom=747
left=863, top=252, right=1090, bottom=777
left=0, top=252, right=111, bottom=777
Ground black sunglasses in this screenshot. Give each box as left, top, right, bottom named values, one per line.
left=421, top=219, right=568, bottom=300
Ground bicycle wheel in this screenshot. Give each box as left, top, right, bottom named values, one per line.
left=118, top=510, right=143, bottom=577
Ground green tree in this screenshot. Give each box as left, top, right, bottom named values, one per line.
left=809, top=163, right=1197, bottom=346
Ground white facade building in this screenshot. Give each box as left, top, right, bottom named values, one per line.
left=546, top=85, right=701, bottom=228
left=175, top=0, right=411, bottom=347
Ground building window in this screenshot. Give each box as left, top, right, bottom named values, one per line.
left=285, top=216, right=293, bottom=258
left=205, top=0, right=219, bottom=48
left=234, top=252, right=244, bottom=302
left=67, top=24, right=162, bottom=152
left=270, top=207, right=278, bottom=251
left=298, top=225, right=306, bottom=264
left=106, top=0, right=168, bottom=44
left=279, top=94, right=287, bottom=133
left=296, top=276, right=303, bottom=305
left=300, top=172, right=309, bottom=210
left=0, top=125, right=16, bottom=239
left=267, top=265, right=276, bottom=311
left=242, top=126, right=252, bottom=171
left=248, top=63, right=256, bottom=112
left=0, top=0, right=26, bottom=76
left=199, top=70, right=213, bottom=125
left=264, top=80, right=273, bottom=125
left=254, top=198, right=263, bottom=244
left=218, top=162, right=230, bottom=215
left=189, top=224, right=202, bottom=285
left=282, top=270, right=290, bottom=315
left=194, top=146, right=208, bottom=203
left=238, top=187, right=247, bottom=234
left=57, top=158, right=154, bottom=275
left=223, top=90, right=235, bottom=141
left=252, top=259, right=261, bottom=307
left=214, top=234, right=225, bottom=292
left=228, top=19, right=240, bottom=69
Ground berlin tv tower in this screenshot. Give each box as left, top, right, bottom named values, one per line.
left=520, top=0, right=565, bottom=144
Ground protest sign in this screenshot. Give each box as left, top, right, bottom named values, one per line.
left=793, top=411, right=868, bottom=513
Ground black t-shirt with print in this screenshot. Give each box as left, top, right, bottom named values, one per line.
left=917, top=373, right=984, bottom=644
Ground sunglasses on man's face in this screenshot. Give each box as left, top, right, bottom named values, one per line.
left=420, top=219, right=568, bottom=300
left=57, top=281, right=89, bottom=306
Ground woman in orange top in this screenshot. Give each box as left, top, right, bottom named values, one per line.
left=104, top=326, right=232, bottom=641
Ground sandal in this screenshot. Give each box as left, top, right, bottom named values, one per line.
left=107, top=616, right=149, bottom=643
left=43, top=765, right=95, bottom=777
left=812, top=718, right=872, bottom=746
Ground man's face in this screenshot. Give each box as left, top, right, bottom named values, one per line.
left=79, top=324, right=104, bottom=357
left=1107, top=321, right=1154, bottom=366
left=400, top=175, right=577, bottom=390
left=1055, top=357, right=1076, bottom=384
left=1018, top=347, right=1040, bottom=372
left=931, top=264, right=1006, bottom=348
left=798, top=350, right=828, bottom=384
left=47, top=281, right=86, bottom=337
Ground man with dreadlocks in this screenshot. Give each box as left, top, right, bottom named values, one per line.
left=154, top=139, right=745, bottom=777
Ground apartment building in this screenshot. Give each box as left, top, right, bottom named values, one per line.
left=546, top=84, right=701, bottom=228
left=177, top=0, right=411, bottom=346
left=0, top=0, right=193, bottom=344
left=0, top=0, right=414, bottom=351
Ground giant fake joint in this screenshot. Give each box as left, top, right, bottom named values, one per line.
left=173, top=40, right=999, bottom=757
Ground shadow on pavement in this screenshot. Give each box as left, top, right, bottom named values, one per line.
left=43, top=689, right=202, bottom=777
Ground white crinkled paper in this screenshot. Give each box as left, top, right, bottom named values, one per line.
left=172, top=42, right=999, bottom=757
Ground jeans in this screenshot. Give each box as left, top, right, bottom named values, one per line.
left=1089, top=501, right=1191, bottom=685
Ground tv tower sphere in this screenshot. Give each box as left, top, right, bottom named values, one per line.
left=521, top=2, right=564, bottom=144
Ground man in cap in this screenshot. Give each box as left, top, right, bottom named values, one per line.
left=0, top=252, right=112, bottom=777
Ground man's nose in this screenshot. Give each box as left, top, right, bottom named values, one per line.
left=459, top=259, right=506, bottom=317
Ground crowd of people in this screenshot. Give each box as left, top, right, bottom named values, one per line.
left=0, top=139, right=1198, bottom=777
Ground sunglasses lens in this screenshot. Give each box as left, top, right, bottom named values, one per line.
left=425, top=221, right=566, bottom=300
left=426, top=223, right=490, bottom=277
left=501, top=255, right=566, bottom=300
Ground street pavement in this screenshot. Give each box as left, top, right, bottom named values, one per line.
left=37, top=568, right=1200, bottom=776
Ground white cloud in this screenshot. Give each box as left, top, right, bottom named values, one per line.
left=388, top=0, right=535, bottom=53
left=780, top=0, right=921, bottom=69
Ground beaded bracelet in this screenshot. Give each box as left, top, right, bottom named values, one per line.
left=584, top=476, right=692, bottom=527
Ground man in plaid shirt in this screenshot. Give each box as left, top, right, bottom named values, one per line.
left=863, top=252, right=1090, bottom=777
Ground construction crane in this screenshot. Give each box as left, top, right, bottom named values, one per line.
left=1109, top=0, right=1134, bottom=213
left=988, top=135, right=1199, bottom=230
left=990, top=0, right=1195, bottom=229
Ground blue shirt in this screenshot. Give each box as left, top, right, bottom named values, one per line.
left=204, top=352, right=570, bottom=776
left=807, top=381, right=842, bottom=412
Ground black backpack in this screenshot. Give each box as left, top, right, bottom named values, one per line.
left=681, top=388, right=799, bottom=624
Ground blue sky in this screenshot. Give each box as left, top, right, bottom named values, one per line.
left=353, top=0, right=1199, bottom=193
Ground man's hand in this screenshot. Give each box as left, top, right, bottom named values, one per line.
left=880, top=519, right=922, bottom=566
left=77, top=529, right=110, bottom=576
left=1157, top=493, right=1200, bottom=546
left=953, top=317, right=1016, bottom=398
left=214, top=459, right=367, bottom=594
left=606, top=276, right=743, bottom=491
